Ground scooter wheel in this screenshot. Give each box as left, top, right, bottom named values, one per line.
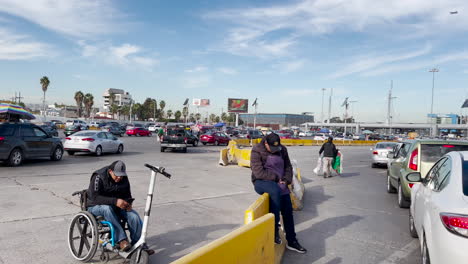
left=99, top=251, right=110, bottom=263
left=130, top=250, right=149, bottom=264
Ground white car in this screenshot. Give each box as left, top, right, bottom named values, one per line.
left=66, top=119, right=88, bottom=129
left=370, top=142, right=399, bottom=168
left=408, top=151, right=468, bottom=264
left=88, top=121, right=100, bottom=128
left=148, top=125, right=160, bottom=132
left=64, top=131, right=124, bottom=156
left=313, top=133, right=328, bottom=140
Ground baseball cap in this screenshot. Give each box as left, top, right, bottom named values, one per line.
left=265, top=133, right=282, bottom=153
left=110, top=160, right=128, bottom=177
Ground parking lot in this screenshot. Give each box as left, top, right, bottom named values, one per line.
left=0, top=135, right=420, bottom=264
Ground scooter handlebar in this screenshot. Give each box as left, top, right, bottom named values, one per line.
left=144, top=163, right=171, bottom=179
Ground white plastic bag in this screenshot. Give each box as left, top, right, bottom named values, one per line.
left=313, top=156, right=323, bottom=175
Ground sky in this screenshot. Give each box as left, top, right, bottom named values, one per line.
left=1, top=0, right=468, bottom=123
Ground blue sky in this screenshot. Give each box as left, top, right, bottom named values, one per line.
left=1, top=0, right=468, bottom=122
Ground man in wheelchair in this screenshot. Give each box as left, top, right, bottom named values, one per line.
left=87, top=160, right=154, bottom=255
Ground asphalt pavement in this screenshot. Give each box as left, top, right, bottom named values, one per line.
left=0, top=136, right=421, bottom=264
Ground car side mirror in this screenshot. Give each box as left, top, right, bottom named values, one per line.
left=406, top=172, right=422, bottom=182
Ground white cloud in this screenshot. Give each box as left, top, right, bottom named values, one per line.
left=0, top=0, right=125, bottom=37
left=185, top=66, right=207, bottom=73
left=0, top=28, right=51, bottom=60
left=274, top=60, right=306, bottom=73
left=78, top=41, right=158, bottom=70
left=218, top=67, right=238, bottom=75
left=182, top=75, right=212, bottom=88
left=329, top=45, right=432, bottom=78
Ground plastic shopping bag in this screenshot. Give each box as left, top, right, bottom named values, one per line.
left=313, top=156, right=323, bottom=175
left=332, top=151, right=343, bottom=174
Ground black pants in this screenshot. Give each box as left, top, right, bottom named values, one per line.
left=254, top=180, right=297, bottom=243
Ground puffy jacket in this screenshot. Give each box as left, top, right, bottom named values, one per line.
left=250, top=137, right=293, bottom=184
left=86, top=166, right=132, bottom=208
left=319, top=141, right=337, bottom=158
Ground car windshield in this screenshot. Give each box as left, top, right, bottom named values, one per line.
left=73, top=132, right=96, bottom=137
left=167, top=129, right=185, bottom=135
left=421, top=144, right=468, bottom=163
left=376, top=143, right=397, bottom=149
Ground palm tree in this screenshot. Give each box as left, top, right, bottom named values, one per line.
left=175, top=110, right=182, bottom=122
left=121, top=105, right=130, bottom=120
left=158, top=100, right=166, bottom=119
left=195, top=113, right=201, bottom=123
left=209, top=113, right=216, bottom=123
left=166, top=110, right=173, bottom=119
left=74, top=91, right=84, bottom=117
left=221, top=112, right=228, bottom=122
left=189, top=113, right=195, bottom=122
left=83, top=93, right=94, bottom=118
left=40, top=76, right=50, bottom=115
left=110, top=104, right=120, bottom=120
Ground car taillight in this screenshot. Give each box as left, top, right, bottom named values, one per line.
left=373, top=151, right=378, bottom=155
left=408, top=183, right=414, bottom=188
left=82, top=138, right=95, bottom=142
left=409, top=149, right=418, bottom=171
left=65, top=137, right=71, bottom=140
left=443, top=145, right=455, bottom=148
left=440, top=213, right=468, bottom=238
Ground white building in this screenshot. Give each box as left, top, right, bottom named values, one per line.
left=103, top=88, right=132, bottom=110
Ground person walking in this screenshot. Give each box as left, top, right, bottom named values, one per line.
left=250, top=133, right=307, bottom=253
left=319, top=136, right=337, bottom=178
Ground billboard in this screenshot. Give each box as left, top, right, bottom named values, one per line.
left=193, top=99, right=210, bottom=107
left=228, top=98, right=248, bottom=113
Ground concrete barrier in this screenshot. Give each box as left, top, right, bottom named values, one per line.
left=230, top=138, right=393, bottom=147
left=170, top=213, right=275, bottom=264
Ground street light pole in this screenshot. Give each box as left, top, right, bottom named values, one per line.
left=429, top=68, right=439, bottom=136
left=321, top=88, right=326, bottom=125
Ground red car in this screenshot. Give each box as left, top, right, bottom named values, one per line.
left=277, top=133, right=300, bottom=140
left=200, top=132, right=230, bottom=146
left=126, top=127, right=152, bottom=137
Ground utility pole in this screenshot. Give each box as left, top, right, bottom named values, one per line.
left=327, top=88, right=333, bottom=125
left=253, top=98, right=258, bottom=129
left=321, top=88, right=326, bottom=124
left=387, top=80, right=397, bottom=134
left=429, top=68, right=439, bottom=136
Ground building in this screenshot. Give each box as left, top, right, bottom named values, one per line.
left=103, top=88, right=132, bottom=110
left=427, top=114, right=460, bottom=125
left=239, top=113, right=314, bottom=129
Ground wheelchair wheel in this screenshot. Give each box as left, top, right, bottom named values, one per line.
left=130, top=250, right=149, bottom=264
left=68, top=211, right=99, bottom=262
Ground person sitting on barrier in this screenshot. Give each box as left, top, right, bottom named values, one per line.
left=250, top=133, right=307, bottom=254
left=86, top=160, right=154, bottom=255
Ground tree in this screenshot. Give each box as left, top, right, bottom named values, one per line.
left=209, top=113, right=216, bottom=123
left=166, top=110, right=173, bottom=119
left=131, top=103, right=142, bottom=120
left=120, top=105, right=130, bottom=120
left=74, top=91, right=84, bottom=117
left=110, top=104, right=120, bottom=120
left=142, top=98, right=156, bottom=120
left=189, top=113, right=195, bottom=122
left=215, top=116, right=221, bottom=123
left=40, top=76, right=50, bottom=114
left=174, top=110, right=182, bottom=121
left=195, top=113, right=201, bottom=123
left=159, top=100, right=166, bottom=119
left=83, top=93, right=94, bottom=118
left=221, top=112, right=228, bottom=122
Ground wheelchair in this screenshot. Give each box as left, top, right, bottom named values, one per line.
left=67, top=164, right=171, bottom=263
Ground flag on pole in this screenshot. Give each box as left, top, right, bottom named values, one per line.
left=462, top=99, right=468, bottom=108
left=252, top=98, right=258, bottom=106
left=183, top=98, right=189, bottom=106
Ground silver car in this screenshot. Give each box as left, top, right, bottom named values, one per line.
left=371, top=142, right=399, bottom=168
left=64, top=131, right=124, bottom=156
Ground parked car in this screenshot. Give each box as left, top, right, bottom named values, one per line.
left=238, top=129, right=263, bottom=139
left=313, top=133, right=328, bottom=140
left=160, top=127, right=187, bottom=152
left=65, top=120, right=88, bottom=129
left=200, top=132, right=230, bottom=146
left=126, top=127, right=151, bottom=137
left=370, top=142, right=399, bottom=168
left=408, top=151, right=468, bottom=263
left=50, top=120, right=64, bottom=126
left=299, top=131, right=313, bottom=137
left=103, top=125, right=125, bottom=137
left=64, top=131, right=124, bottom=156
left=0, top=123, right=63, bottom=166
left=39, top=124, right=59, bottom=137
left=387, top=139, right=468, bottom=208
left=184, top=130, right=199, bottom=147
left=126, top=123, right=143, bottom=130
left=148, top=124, right=161, bottom=132
left=64, top=125, right=82, bottom=136
left=88, top=121, right=100, bottom=128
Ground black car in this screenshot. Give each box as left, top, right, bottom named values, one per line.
left=0, top=123, right=64, bottom=166
left=185, top=130, right=199, bottom=147
left=39, top=124, right=59, bottom=137
left=104, top=125, right=126, bottom=137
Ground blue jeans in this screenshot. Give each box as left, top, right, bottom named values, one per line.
left=254, top=180, right=297, bottom=243
left=88, top=205, right=142, bottom=244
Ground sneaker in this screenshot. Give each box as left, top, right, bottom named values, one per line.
left=286, top=240, right=307, bottom=254
left=119, top=240, right=131, bottom=252
left=274, top=234, right=282, bottom=245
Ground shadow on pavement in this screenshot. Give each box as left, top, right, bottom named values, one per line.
left=338, top=172, right=360, bottom=178
left=145, top=223, right=238, bottom=263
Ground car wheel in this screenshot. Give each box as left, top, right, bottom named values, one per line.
left=202, top=142, right=207, bottom=145
left=398, top=181, right=410, bottom=208
left=371, top=163, right=377, bottom=168
left=136, top=133, right=140, bottom=137
left=160, top=147, right=165, bottom=152
left=8, top=148, right=23, bottom=167
left=147, top=133, right=152, bottom=137
left=409, top=210, right=418, bottom=238
left=215, top=140, right=219, bottom=146
left=182, top=147, right=187, bottom=153
left=422, top=233, right=431, bottom=264
left=51, top=146, right=63, bottom=161
left=67, top=151, right=75, bottom=156
left=387, top=173, right=397, bottom=193
left=193, top=140, right=198, bottom=147
left=95, top=146, right=103, bottom=156
left=116, top=144, right=124, bottom=154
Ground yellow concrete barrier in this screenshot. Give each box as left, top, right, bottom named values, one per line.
left=170, top=214, right=275, bottom=264
left=230, top=138, right=393, bottom=147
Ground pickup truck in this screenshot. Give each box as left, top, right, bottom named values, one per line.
left=160, top=128, right=188, bottom=153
